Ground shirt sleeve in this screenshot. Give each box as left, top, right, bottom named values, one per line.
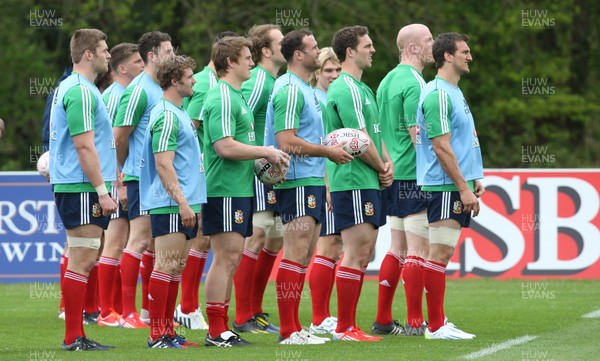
left=423, top=89, right=453, bottom=138
left=187, top=87, right=207, bottom=121
left=114, top=85, right=147, bottom=127
left=63, top=85, right=97, bottom=136
left=103, top=91, right=120, bottom=125
left=151, top=111, right=180, bottom=153
left=242, top=71, right=268, bottom=116
left=205, top=86, right=236, bottom=143
left=334, top=84, right=366, bottom=130
left=273, top=85, right=304, bottom=133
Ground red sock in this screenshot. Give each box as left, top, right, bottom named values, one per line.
left=166, top=275, right=180, bottom=337
left=233, top=248, right=258, bottom=324
left=375, top=252, right=402, bottom=325
left=63, top=271, right=88, bottom=344
left=424, top=260, right=446, bottom=332
left=206, top=302, right=226, bottom=338
left=84, top=262, right=99, bottom=314
left=309, top=256, right=336, bottom=325
left=350, top=266, right=367, bottom=326
left=59, top=253, right=68, bottom=311
left=112, top=263, right=122, bottom=315
left=224, top=299, right=230, bottom=330
left=148, top=270, right=170, bottom=341
left=276, top=259, right=303, bottom=339
left=120, top=250, right=142, bottom=316
left=251, top=247, right=279, bottom=315
left=403, top=256, right=425, bottom=327
left=98, top=256, right=119, bottom=317
left=181, top=249, right=203, bottom=314
left=192, top=251, right=208, bottom=310
left=295, top=267, right=307, bottom=331
left=335, top=266, right=362, bottom=333
left=141, top=250, right=154, bottom=313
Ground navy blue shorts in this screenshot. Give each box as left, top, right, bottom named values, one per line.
left=54, top=192, right=111, bottom=230
left=319, top=202, right=340, bottom=236
left=426, top=191, right=471, bottom=228
left=110, top=184, right=129, bottom=220
left=202, top=197, right=253, bottom=237
left=276, top=186, right=326, bottom=225
left=386, top=180, right=428, bottom=217
left=125, top=180, right=148, bottom=220
left=253, top=176, right=278, bottom=213
left=330, top=189, right=386, bottom=233
left=150, top=213, right=198, bottom=239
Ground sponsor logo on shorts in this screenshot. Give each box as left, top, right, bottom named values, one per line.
left=234, top=210, right=245, bottom=224
left=92, top=203, right=103, bottom=217
left=453, top=200, right=463, bottom=214
left=364, top=202, right=374, bottom=216
left=267, top=190, right=277, bottom=204
left=307, top=194, right=316, bottom=209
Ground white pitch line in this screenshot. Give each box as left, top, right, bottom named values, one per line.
left=582, top=309, right=600, bottom=318
left=463, top=335, right=538, bottom=359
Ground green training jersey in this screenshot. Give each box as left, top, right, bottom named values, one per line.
left=185, top=66, right=218, bottom=151
left=325, top=72, right=382, bottom=192
left=203, top=80, right=257, bottom=197
left=377, top=64, right=426, bottom=180
left=241, top=66, right=276, bottom=146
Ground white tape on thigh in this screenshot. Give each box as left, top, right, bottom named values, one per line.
left=404, top=212, right=429, bottom=239
left=428, top=226, right=461, bottom=247
left=253, top=211, right=275, bottom=230
left=67, top=236, right=101, bottom=249
left=266, top=215, right=284, bottom=239
left=389, top=216, right=404, bottom=231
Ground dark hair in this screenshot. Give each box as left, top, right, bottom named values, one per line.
left=211, top=36, right=253, bottom=77
left=281, top=28, right=312, bottom=62
left=248, top=24, right=281, bottom=64
left=331, top=25, right=369, bottom=62
left=156, top=55, right=197, bottom=90
left=70, top=29, right=107, bottom=63
left=138, top=31, right=172, bottom=64
left=109, top=43, right=139, bottom=72
left=433, top=32, right=469, bottom=69
left=94, top=70, right=113, bottom=93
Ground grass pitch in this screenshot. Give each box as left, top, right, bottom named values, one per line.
left=1, top=278, right=599, bottom=360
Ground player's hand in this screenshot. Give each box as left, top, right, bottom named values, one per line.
left=115, top=173, right=128, bottom=210
left=179, top=204, right=196, bottom=228
left=326, top=188, right=333, bottom=212
left=378, top=161, right=394, bottom=188
left=266, top=146, right=291, bottom=170
left=99, top=194, right=117, bottom=216
left=327, top=142, right=353, bottom=165
left=474, top=180, right=485, bottom=198
left=460, top=189, right=480, bottom=217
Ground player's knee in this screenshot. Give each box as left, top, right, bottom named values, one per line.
left=389, top=216, right=404, bottom=231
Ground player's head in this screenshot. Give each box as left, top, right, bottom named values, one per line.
left=332, top=25, right=374, bottom=69
left=70, top=29, right=110, bottom=73
left=310, top=47, right=341, bottom=91
left=214, top=31, right=239, bottom=43
left=211, top=36, right=254, bottom=79
left=109, top=43, right=144, bottom=80
left=397, top=24, right=434, bottom=66
left=281, top=28, right=320, bottom=72
left=157, top=55, right=197, bottom=97
left=138, top=31, right=174, bottom=65
left=94, top=70, right=113, bottom=92
left=433, top=32, right=471, bottom=74
left=248, top=24, right=285, bottom=67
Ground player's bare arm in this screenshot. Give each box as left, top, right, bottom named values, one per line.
left=113, top=125, right=134, bottom=168
left=378, top=139, right=394, bottom=187
left=72, top=131, right=117, bottom=216
left=155, top=150, right=196, bottom=228
left=431, top=133, right=480, bottom=216
left=213, top=136, right=290, bottom=167
left=356, top=128, right=385, bottom=173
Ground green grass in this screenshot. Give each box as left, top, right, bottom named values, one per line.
left=1, top=279, right=599, bottom=360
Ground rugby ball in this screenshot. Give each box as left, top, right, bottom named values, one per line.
left=323, top=128, right=371, bottom=156
left=37, top=151, right=50, bottom=180
left=255, top=158, right=289, bottom=186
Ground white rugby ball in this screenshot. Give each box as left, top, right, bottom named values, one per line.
left=37, top=151, right=50, bottom=180
left=323, top=128, right=371, bottom=156
left=255, top=158, right=289, bottom=186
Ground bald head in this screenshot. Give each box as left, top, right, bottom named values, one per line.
left=396, top=24, right=430, bottom=52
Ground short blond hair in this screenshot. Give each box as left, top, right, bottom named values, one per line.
left=70, top=29, right=107, bottom=64
left=310, top=47, right=340, bottom=87
left=211, top=36, right=253, bottom=77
